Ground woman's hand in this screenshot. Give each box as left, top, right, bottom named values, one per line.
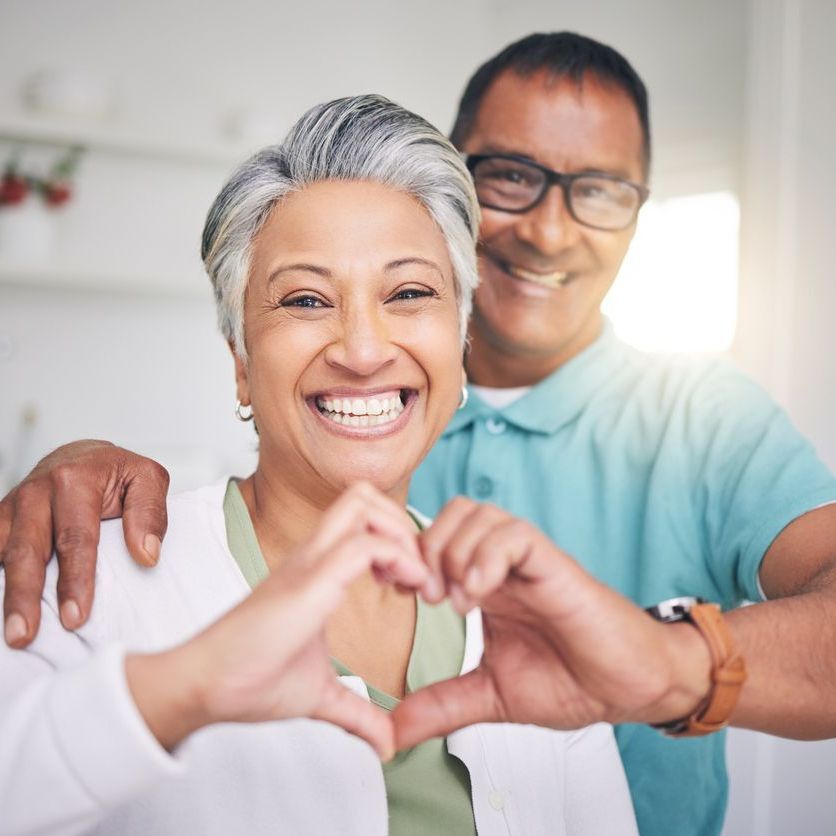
left=1, top=440, right=170, bottom=646
left=126, top=482, right=426, bottom=760
left=393, top=497, right=711, bottom=748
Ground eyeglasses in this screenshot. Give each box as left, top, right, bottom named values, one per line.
left=465, top=154, right=649, bottom=231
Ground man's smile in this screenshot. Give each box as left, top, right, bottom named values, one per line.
left=481, top=246, right=572, bottom=289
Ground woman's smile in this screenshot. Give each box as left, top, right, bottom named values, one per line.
left=310, top=387, right=417, bottom=437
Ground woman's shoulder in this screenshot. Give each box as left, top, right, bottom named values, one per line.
left=76, top=478, right=247, bottom=648
left=98, top=478, right=230, bottom=569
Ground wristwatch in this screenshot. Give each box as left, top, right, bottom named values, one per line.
left=645, top=596, right=747, bottom=737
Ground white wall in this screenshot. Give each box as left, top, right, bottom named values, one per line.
left=723, top=2, right=836, bottom=834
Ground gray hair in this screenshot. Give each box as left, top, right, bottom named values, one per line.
left=201, top=94, right=481, bottom=359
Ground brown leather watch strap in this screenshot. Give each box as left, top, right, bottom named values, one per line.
left=670, top=603, right=747, bottom=737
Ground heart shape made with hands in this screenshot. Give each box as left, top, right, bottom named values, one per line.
left=232, top=484, right=688, bottom=758
left=377, top=497, right=682, bottom=753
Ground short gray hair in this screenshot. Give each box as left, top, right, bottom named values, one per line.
left=201, top=94, right=480, bottom=358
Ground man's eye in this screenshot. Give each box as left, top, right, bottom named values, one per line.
left=486, top=169, right=528, bottom=185
left=281, top=295, right=327, bottom=308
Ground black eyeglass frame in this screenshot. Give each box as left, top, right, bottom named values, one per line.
left=465, top=153, right=650, bottom=231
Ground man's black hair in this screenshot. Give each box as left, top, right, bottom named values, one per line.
left=450, top=32, right=651, bottom=175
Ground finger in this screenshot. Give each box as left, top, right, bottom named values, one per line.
left=461, top=518, right=536, bottom=601
left=121, top=458, right=170, bottom=567
left=392, top=668, right=500, bottom=749
left=269, top=532, right=428, bottom=633
left=314, top=533, right=428, bottom=599
left=2, top=483, right=54, bottom=648
left=418, top=496, right=479, bottom=602
left=436, top=503, right=509, bottom=590
left=308, top=482, right=421, bottom=561
left=50, top=468, right=105, bottom=629
left=314, top=680, right=396, bottom=760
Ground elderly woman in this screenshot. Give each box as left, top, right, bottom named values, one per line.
left=0, top=95, right=637, bottom=835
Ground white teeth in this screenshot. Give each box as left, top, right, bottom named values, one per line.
left=316, top=391, right=407, bottom=430
left=508, top=264, right=568, bottom=287
left=316, top=393, right=405, bottom=416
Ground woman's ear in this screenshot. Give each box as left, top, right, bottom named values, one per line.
left=228, top=341, right=251, bottom=406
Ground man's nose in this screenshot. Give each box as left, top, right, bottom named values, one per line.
left=324, top=304, right=398, bottom=376
left=513, top=185, right=581, bottom=256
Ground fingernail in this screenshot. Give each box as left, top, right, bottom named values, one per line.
left=5, top=613, right=27, bottom=646
left=379, top=744, right=395, bottom=763
left=423, top=575, right=442, bottom=601
left=450, top=583, right=469, bottom=614
left=143, top=534, right=161, bottom=565
left=60, top=600, right=81, bottom=629
left=464, top=566, right=482, bottom=593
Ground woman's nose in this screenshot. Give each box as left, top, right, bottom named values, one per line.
left=323, top=305, right=398, bottom=377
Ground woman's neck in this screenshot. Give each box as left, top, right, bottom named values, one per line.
left=237, top=468, right=418, bottom=697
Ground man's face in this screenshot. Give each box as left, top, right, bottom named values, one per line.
left=460, top=70, right=646, bottom=385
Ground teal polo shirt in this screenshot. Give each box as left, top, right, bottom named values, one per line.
left=409, top=322, right=836, bottom=836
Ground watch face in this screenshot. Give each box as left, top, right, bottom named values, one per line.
left=647, top=596, right=705, bottom=622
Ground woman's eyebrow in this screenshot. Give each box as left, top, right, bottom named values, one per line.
left=385, top=257, right=444, bottom=277
left=267, top=263, right=332, bottom=284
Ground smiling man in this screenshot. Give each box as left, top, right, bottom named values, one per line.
left=406, top=32, right=836, bottom=835
left=3, top=32, right=836, bottom=836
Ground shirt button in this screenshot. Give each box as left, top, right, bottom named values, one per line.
left=474, top=476, right=494, bottom=498
left=485, top=418, right=506, bottom=435
left=489, top=790, right=505, bottom=811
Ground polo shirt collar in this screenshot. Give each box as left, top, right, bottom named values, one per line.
left=444, top=320, right=626, bottom=436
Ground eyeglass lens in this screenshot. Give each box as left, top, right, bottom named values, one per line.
left=471, top=156, right=641, bottom=230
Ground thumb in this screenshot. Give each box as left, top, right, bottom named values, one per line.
left=392, top=668, right=499, bottom=750
left=313, top=680, right=396, bottom=761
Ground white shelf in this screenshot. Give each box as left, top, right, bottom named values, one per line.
left=0, top=115, right=250, bottom=168
left=0, top=260, right=210, bottom=298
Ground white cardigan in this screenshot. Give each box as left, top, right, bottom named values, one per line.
left=0, top=481, right=638, bottom=835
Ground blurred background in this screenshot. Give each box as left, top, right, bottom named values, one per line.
left=1, top=0, right=834, bottom=831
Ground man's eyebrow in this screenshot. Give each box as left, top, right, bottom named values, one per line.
left=267, top=263, right=332, bottom=284
left=385, top=257, right=445, bottom=277
left=473, top=145, right=636, bottom=180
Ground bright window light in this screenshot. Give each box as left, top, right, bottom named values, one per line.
left=602, top=191, right=740, bottom=353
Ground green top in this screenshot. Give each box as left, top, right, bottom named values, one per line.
left=410, top=321, right=836, bottom=836
left=223, top=480, right=476, bottom=836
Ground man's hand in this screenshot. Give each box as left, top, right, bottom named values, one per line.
left=126, top=482, right=427, bottom=759
left=394, top=498, right=713, bottom=748
left=0, top=440, right=169, bottom=647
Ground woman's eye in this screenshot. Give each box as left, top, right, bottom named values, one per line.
left=389, top=287, right=435, bottom=302
left=281, top=295, right=327, bottom=308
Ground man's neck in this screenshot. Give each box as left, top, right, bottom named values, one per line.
left=465, top=317, right=604, bottom=388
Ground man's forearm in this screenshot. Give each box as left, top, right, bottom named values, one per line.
left=727, top=587, right=836, bottom=739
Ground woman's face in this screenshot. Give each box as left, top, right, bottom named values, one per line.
left=235, top=179, right=463, bottom=503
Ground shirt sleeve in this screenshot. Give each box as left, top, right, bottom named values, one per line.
left=564, top=723, right=638, bottom=834
left=0, top=585, right=182, bottom=835
left=688, top=364, right=836, bottom=603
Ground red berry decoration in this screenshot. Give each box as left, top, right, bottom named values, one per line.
left=44, top=181, right=72, bottom=207
left=0, top=173, right=28, bottom=206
